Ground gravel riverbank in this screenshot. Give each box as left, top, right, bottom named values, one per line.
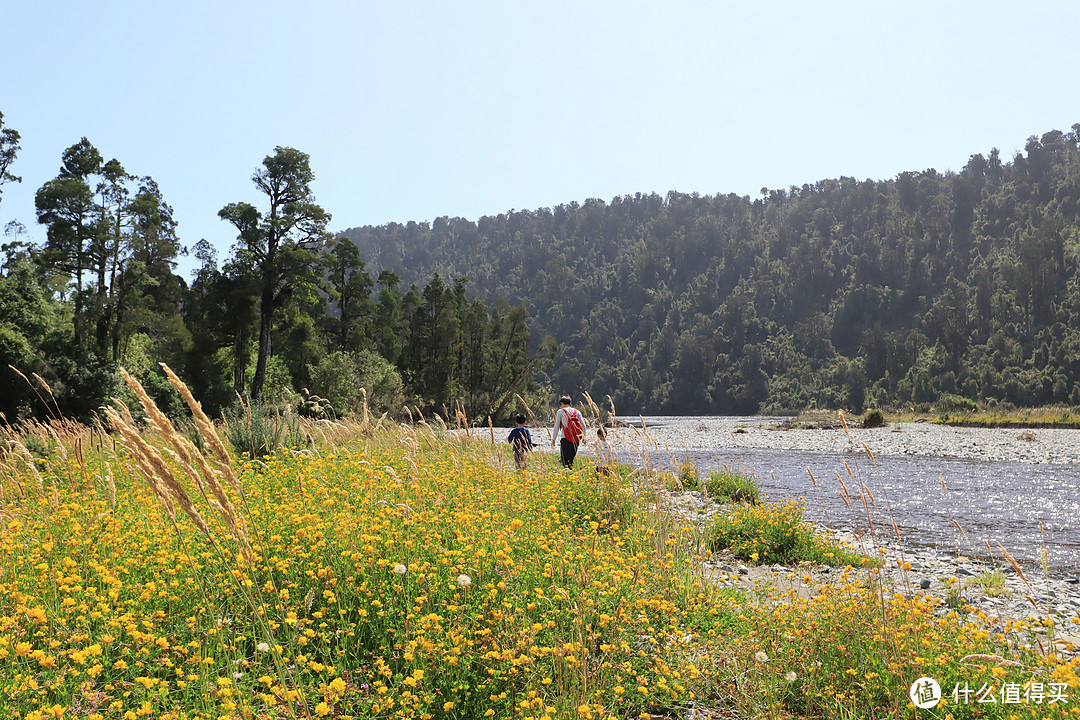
left=607, top=415, right=1080, bottom=465
left=665, top=486, right=1080, bottom=654
left=609, top=417, right=1080, bottom=629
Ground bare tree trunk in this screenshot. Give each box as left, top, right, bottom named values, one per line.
left=252, top=284, right=274, bottom=401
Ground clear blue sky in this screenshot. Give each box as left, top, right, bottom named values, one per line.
left=3, top=0, right=1079, bottom=280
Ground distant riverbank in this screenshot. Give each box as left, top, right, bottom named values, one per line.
left=605, top=415, right=1080, bottom=465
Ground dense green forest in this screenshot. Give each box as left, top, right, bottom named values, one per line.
left=4, top=112, right=1080, bottom=421
left=341, top=126, right=1080, bottom=415
left=0, top=115, right=548, bottom=423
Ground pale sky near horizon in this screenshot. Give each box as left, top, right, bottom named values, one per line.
left=3, top=1, right=1079, bottom=280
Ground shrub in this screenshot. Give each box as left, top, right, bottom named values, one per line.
left=861, top=408, right=885, bottom=428
left=934, top=393, right=979, bottom=414
left=311, top=350, right=403, bottom=417
left=287, top=388, right=337, bottom=419
left=967, top=569, right=1010, bottom=597
left=222, top=398, right=307, bottom=459
left=656, top=471, right=683, bottom=492
left=677, top=460, right=699, bottom=490
left=705, top=470, right=760, bottom=504
left=708, top=500, right=872, bottom=566
left=21, top=429, right=53, bottom=459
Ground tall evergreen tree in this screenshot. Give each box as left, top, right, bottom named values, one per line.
left=219, top=147, right=330, bottom=400
left=325, top=237, right=375, bottom=353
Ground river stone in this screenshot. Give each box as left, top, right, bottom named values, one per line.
left=1055, top=634, right=1080, bottom=649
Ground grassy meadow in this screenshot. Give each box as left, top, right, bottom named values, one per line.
left=1, top=371, right=1078, bottom=719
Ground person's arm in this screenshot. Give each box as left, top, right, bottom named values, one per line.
left=552, top=409, right=565, bottom=446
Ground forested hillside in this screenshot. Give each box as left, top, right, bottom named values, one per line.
left=342, top=126, right=1080, bottom=415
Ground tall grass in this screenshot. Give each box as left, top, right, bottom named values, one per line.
left=222, top=395, right=309, bottom=460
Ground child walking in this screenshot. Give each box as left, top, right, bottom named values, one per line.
left=507, top=414, right=535, bottom=470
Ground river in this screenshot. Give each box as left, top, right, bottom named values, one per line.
left=614, top=416, right=1080, bottom=577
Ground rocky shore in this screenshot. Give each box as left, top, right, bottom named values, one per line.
left=610, top=417, right=1080, bottom=636
left=664, top=487, right=1080, bottom=657
left=609, top=415, right=1080, bottom=465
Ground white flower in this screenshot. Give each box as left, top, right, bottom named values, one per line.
left=257, top=642, right=270, bottom=653
left=393, top=564, right=407, bottom=575
left=456, top=574, right=472, bottom=587
left=755, top=651, right=768, bottom=664
left=785, top=671, right=797, bottom=682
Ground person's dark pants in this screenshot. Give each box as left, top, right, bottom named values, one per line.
left=559, top=439, right=579, bottom=469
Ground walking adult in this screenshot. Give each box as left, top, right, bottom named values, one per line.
left=551, top=395, right=584, bottom=469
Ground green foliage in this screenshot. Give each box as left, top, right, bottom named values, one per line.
left=15, top=127, right=1080, bottom=423
left=861, top=408, right=885, bottom=428
left=708, top=501, right=871, bottom=566
left=219, top=146, right=330, bottom=402
left=222, top=398, right=308, bottom=460
left=284, top=388, right=337, bottom=420
left=37, top=343, right=122, bottom=422
left=944, top=579, right=965, bottom=609
left=311, top=349, right=403, bottom=417
left=0, top=110, right=21, bottom=193
left=20, top=429, right=53, bottom=459
left=967, top=569, right=1009, bottom=597
left=934, top=393, right=980, bottom=414
left=677, top=460, right=699, bottom=490
left=0, top=255, right=70, bottom=418
left=34, top=139, right=185, bottom=368
left=705, top=469, right=760, bottom=504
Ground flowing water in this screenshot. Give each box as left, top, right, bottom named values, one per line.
left=620, top=417, right=1080, bottom=577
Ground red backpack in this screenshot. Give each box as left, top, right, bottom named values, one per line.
left=563, top=407, right=584, bottom=444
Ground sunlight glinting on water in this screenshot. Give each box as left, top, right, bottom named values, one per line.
left=622, top=418, right=1080, bottom=576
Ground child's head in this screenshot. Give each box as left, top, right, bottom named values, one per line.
left=596, top=425, right=607, bottom=440
left=559, top=395, right=572, bottom=407
left=515, top=413, right=527, bottom=426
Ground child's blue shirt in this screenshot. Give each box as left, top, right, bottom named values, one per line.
left=507, top=426, right=534, bottom=451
